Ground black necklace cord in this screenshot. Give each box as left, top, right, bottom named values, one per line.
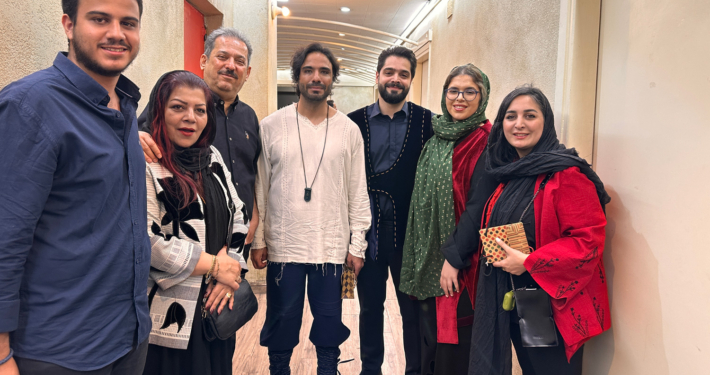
left=295, top=103, right=329, bottom=201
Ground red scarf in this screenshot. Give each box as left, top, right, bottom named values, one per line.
left=435, top=121, right=491, bottom=344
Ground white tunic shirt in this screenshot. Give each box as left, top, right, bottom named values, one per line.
left=253, top=103, right=371, bottom=264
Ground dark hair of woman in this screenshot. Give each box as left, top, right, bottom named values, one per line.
left=148, top=70, right=216, bottom=208
left=485, top=85, right=610, bottom=212
left=487, top=85, right=550, bottom=167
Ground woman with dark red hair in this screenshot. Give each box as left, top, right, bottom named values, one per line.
left=141, top=71, right=250, bottom=375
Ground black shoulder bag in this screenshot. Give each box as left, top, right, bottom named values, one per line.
left=510, top=173, right=558, bottom=347
left=202, top=181, right=258, bottom=341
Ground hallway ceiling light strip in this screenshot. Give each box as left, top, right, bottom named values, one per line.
left=277, top=53, right=376, bottom=68
left=277, top=52, right=376, bottom=69
left=277, top=32, right=391, bottom=51
left=283, top=16, right=419, bottom=45
left=278, top=25, right=396, bottom=47
left=394, top=0, right=442, bottom=45
left=278, top=58, right=376, bottom=72
left=279, top=38, right=380, bottom=56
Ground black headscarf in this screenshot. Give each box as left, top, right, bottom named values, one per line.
left=468, top=86, right=610, bottom=375
left=147, top=71, right=229, bottom=256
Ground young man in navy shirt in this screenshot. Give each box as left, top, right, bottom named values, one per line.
left=0, top=1, right=151, bottom=373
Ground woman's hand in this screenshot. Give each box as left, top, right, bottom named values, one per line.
left=440, top=259, right=460, bottom=297
left=214, top=246, right=242, bottom=291
left=204, top=281, right=235, bottom=315
left=491, top=238, right=529, bottom=275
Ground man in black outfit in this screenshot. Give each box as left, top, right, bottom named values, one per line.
left=138, top=27, right=261, bottom=258
left=347, top=47, right=434, bottom=375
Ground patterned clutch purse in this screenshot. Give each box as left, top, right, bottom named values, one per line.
left=341, top=265, right=356, bottom=299
left=479, top=222, right=531, bottom=265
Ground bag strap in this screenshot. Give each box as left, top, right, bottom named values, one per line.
left=518, top=172, right=555, bottom=222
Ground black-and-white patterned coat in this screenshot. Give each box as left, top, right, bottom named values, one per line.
left=145, top=146, right=249, bottom=349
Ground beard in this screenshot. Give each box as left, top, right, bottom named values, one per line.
left=378, top=82, right=410, bottom=104
left=299, top=81, right=333, bottom=103
left=71, top=35, right=136, bottom=77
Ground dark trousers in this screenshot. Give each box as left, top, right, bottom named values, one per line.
left=510, top=313, right=584, bottom=375
left=15, top=339, right=148, bottom=375
left=419, top=292, right=474, bottom=375
left=260, top=262, right=350, bottom=352
left=357, top=222, right=421, bottom=375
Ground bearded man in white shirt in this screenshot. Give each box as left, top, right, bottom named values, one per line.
left=251, top=43, right=371, bottom=375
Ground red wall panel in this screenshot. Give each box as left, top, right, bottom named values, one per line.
left=184, top=1, right=205, bottom=78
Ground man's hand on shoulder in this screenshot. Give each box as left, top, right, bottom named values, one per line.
left=139, top=131, right=162, bottom=163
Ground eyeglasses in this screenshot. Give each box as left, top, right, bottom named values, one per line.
left=445, top=88, right=479, bottom=102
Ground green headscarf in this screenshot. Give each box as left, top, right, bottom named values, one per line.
left=399, top=64, right=490, bottom=299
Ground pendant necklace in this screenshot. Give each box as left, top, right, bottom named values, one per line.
left=295, top=103, right=329, bottom=202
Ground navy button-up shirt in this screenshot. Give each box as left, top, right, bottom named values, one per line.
left=0, top=53, right=151, bottom=371
left=366, top=101, right=411, bottom=221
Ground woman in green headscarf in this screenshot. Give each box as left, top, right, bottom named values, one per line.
left=399, top=64, right=498, bottom=374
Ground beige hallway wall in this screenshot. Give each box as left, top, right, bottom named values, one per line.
left=426, top=0, right=561, bottom=122
left=330, top=86, right=375, bottom=115
left=0, top=0, right=276, bottom=118
left=0, top=0, right=184, bottom=103
left=588, top=0, right=710, bottom=374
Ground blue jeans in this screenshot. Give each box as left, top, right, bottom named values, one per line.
left=260, top=263, right=350, bottom=351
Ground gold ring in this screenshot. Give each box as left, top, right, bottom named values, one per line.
left=225, top=293, right=232, bottom=299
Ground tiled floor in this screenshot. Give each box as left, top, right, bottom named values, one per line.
left=233, top=275, right=522, bottom=374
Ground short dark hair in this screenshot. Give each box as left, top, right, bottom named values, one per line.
left=376, top=46, right=417, bottom=78
left=290, top=43, right=340, bottom=96
left=62, top=0, right=144, bottom=22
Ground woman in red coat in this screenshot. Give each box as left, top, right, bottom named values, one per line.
left=468, top=86, right=611, bottom=375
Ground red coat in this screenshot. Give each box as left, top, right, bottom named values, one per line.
left=525, top=167, right=611, bottom=360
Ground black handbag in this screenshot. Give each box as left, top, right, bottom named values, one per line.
left=200, top=178, right=258, bottom=342
left=202, top=273, right=258, bottom=341
left=511, top=274, right=559, bottom=347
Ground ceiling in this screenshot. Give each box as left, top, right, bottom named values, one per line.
left=275, top=0, right=431, bottom=85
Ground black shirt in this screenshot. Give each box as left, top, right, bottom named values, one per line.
left=139, top=92, right=261, bottom=218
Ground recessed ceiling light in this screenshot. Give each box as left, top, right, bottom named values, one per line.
left=339, top=33, right=345, bottom=37
left=341, top=7, right=351, bottom=13
left=341, top=48, right=345, bottom=50
left=337, top=58, right=343, bottom=61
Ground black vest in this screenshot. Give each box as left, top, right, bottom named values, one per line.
left=348, top=102, right=433, bottom=254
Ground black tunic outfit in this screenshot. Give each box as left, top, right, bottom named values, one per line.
left=505, top=185, right=584, bottom=375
